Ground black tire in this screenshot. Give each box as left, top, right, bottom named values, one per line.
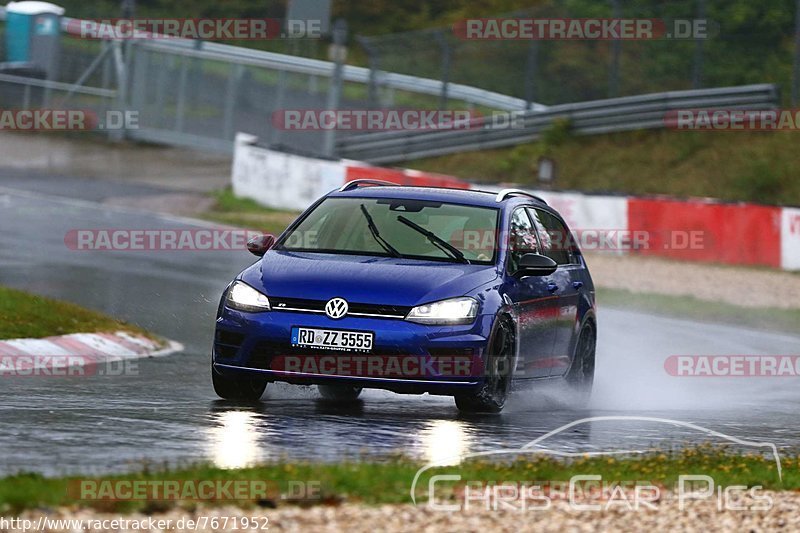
left=455, top=316, right=515, bottom=413
left=212, top=367, right=268, bottom=401
left=565, top=321, right=596, bottom=407
left=318, top=384, right=362, bottom=402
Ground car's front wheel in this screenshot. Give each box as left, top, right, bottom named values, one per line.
left=318, top=384, right=362, bottom=402
left=212, top=367, right=268, bottom=401
left=455, top=316, right=514, bottom=414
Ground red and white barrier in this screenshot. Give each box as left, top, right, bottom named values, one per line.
left=232, top=134, right=346, bottom=211
left=231, top=134, right=471, bottom=210
left=627, top=198, right=783, bottom=268
left=783, top=208, right=800, bottom=271
left=231, top=133, right=800, bottom=271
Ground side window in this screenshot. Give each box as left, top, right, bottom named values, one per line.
left=528, top=208, right=575, bottom=265
left=507, top=208, right=540, bottom=274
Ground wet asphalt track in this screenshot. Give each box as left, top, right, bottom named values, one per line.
left=1, top=174, right=800, bottom=476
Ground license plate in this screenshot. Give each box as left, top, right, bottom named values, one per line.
left=291, top=327, right=374, bottom=352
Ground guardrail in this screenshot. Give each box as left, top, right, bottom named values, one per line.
left=336, top=84, right=780, bottom=163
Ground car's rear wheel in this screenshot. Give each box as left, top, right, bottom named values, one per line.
left=455, top=316, right=514, bottom=414
left=318, top=384, right=362, bottom=402
left=565, top=321, right=596, bottom=407
left=212, top=367, right=268, bottom=401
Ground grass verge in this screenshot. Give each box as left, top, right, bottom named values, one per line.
left=597, top=287, right=800, bottom=335
left=0, top=446, right=793, bottom=514
left=0, top=286, right=152, bottom=341
left=198, top=189, right=300, bottom=237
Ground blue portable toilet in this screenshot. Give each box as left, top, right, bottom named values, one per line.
left=5, top=1, right=64, bottom=78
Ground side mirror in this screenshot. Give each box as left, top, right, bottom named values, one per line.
left=247, top=234, right=276, bottom=257
left=515, top=253, right=557, bottom=277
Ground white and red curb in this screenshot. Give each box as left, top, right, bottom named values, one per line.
left=0, top=331, right=183, bottom=375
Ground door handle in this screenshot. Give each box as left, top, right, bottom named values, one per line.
left=572, top=281, right=584, bottom=290
left=547, top=282, right=559, bottom=293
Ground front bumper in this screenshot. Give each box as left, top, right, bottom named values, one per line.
left=213, top=307, right=494, bottom=395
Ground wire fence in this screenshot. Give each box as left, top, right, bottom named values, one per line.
left=0, top=24, right=119, bottom=141
left=0, top=17, right=532, bottom=155
left=356, top=0, right=797, bottom=107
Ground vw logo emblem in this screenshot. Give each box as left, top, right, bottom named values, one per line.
left=325, top=297, right=349, bottom=320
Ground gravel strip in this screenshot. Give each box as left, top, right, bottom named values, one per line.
left=584, top=252, right=800, bottom=310
left=6, top=492, right=800, bottom=533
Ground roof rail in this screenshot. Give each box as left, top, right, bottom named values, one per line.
left=338, top=179, right=400, bottom=192
left=494, top=188, right=548, bottom=205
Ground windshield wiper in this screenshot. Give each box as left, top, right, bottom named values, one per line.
left=396, top=215, right=470, bottom=264
left=360, top=204, right=402, bottom=258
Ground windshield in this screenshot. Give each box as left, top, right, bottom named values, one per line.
left=278, top=197, right=499, bottom=264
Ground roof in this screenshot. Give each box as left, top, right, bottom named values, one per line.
left=329, top=184, right=546, bottom=209
left=6, top=2, right=65, bottom=15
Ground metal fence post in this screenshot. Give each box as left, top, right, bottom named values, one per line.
left=154, top=54, right=170, bottom=129
left=322, top=18, right=348, bottom=157
left=357, top=35, right=380, bottom=107
left=189, top=39, right=203, bottom=109
left=130, top=45, right=148, bottom=118
left=793, top=0, right=800, bottom=106
left=608, top=0, right=621, bottom=98
left=523, top=40, right=539, bottom=110
left=692, top=0, right=706, bottom=89
left=435, top=30, right=451, bottom=110
left=269, top=69, right=287, bottom=146
left=223, top=63, right=242, bottom=140
left=110, top=40, right=128, bottom=142
left=101, top=41, right=111, bottom=90
left=174, top=55, right=189, bottom=133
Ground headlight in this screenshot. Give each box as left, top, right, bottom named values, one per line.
left=405, top=297, right=479, bottom=325
left=225, top=281, right=271, bottom=312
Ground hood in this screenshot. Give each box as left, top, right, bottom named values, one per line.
left=240, top=250, right=499, bottom=307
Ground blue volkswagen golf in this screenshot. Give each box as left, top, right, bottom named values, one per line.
left=213, top=181, right=596, bottom=412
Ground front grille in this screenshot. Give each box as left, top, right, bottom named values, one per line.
left=269, top=297, right=412, bottom=319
